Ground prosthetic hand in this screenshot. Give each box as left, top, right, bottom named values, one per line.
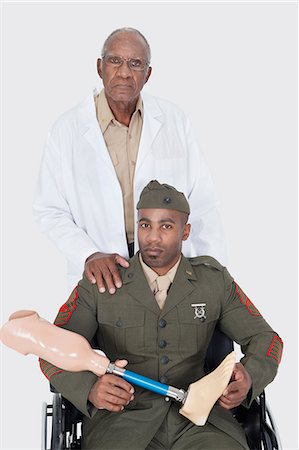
left=1, top=310, right=235, bottom=426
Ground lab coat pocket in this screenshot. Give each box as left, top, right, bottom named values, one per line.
left=153, top=157, right=185, bottom=185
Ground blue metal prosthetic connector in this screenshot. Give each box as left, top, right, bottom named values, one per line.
left=106, top=363, right=186, bottom=403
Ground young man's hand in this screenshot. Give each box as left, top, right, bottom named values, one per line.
left=218, top=363, right=252, bottom=409
left=88, top=359, right=134, bottom=412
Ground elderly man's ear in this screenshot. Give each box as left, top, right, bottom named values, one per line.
left=97, top=58, right=103, bottom=79
left=145, top=66, right=152, bottom=83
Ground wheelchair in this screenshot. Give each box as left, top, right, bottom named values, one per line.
left=41, top=328, right=282, bottom=450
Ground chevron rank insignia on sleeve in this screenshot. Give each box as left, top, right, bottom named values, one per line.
left=267, top=335, right=283, bottom=364
left=55, top=287, right=79, bottom=327
left=234, top=282, right=261, bottom=316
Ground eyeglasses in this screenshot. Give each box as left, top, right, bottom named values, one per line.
left=102, top=54, right=149, bottom=71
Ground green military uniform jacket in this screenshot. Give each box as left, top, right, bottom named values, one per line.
left=40, top=255, right=282, bottom=449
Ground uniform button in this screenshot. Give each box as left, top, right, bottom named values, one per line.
left=159, top=319, right=167, bottom=328
left=115, top=319, right=123, bottom=327
left=161, top=355, right=169, bottom=364
left=127, top=273, right=134, bottom=279
left=159, top=340, right=167, bottom=348
left=160, top=376, right=168, bottom=384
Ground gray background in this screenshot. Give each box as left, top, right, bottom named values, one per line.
left=1, top=1, right=298, bottom=449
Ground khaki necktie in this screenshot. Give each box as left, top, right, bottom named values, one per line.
left=155, top=275, right=171, bottom=310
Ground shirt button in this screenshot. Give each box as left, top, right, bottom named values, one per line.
left=159, top=340, right=167, bottom=348
left=159, top=319, right=167, bottom=328
left=115, top=319, right=123, bottom=327
left=161, top=355, right=169, bottom=364
left=160, top=376, right=168, bottom=384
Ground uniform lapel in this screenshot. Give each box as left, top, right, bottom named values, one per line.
left=161, top=256, right=197, bottom=317
left=123, top=255, right=161, bottom=316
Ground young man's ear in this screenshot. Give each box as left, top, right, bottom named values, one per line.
left=182, top=223, right=191, bottom=241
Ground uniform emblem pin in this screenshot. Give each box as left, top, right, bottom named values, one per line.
left=191, top=303, right=206, bottom=321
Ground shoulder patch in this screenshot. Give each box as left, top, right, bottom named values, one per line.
left=189, top=255, right=224, bottom=271
left=55, top=287, right=79, bottom=327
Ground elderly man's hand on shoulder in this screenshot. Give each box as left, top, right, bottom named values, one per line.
left=85, top=252, right=129, bottom=294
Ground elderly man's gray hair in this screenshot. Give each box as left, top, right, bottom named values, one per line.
left=101, top=27, right=151, bottom=63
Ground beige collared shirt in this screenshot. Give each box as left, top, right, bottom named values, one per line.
left=95, top=89, right=143, bottom=244
left=139, top=254, right=182, bottom=307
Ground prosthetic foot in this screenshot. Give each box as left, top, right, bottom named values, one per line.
left=179, top=351, right=236, bottom=425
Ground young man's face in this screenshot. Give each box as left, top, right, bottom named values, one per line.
left=137, top=208, right=190, bottom=275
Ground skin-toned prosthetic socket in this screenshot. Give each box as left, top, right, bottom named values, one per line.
left=1, top=310, right=235, bottom=426
left=0, top=310, right=111, bottom=375
left=179, top=351, right=236, bottom=425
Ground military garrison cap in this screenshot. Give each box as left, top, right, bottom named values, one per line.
left=137, top=180, right=190, bottom=214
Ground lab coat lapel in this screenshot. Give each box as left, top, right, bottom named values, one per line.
left=123, top=255, right=161, bottom=316
left=161, top=256, right=197, bottom=317
left=136, top=94, right=163, bottom=172
left=79, top=93, right=116, bottom=173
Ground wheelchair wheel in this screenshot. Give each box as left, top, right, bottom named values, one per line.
left=41, top=401, right=49, bottom=450
left=266, top=405, right=282, bottom=450
left=50, top=393, right=65, bottom=450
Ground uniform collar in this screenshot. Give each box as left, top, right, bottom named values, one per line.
left=139, top=253, right=181, bottom=286
left=122, top=252, right=197, bottom=284
left=122, top=253, right=198, bottom=316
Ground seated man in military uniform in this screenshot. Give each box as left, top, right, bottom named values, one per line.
left=40, top=180, right=283, bottom=450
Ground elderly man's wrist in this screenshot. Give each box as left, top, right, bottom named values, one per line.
left=86, top=252, right=101, bottom=263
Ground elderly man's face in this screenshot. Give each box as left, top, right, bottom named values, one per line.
left=97, top=32, right=152, bottom=106
left=137, top=208, right=190, bottom=275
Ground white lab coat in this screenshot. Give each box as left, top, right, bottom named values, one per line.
left=34, top=91, right=227, bottom=289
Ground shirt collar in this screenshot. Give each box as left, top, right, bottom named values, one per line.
left=139, top=253, right=182, bottom=289
left=96, top=89, right=143, bottom=134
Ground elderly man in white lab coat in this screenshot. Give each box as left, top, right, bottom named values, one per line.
left=34, top=27, right=227, bottom=291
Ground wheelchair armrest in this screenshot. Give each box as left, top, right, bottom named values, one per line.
left=50, top=384, right=59, bottom=393
left=49, top=385, right=83, bottom=430
left=63, top=397, right=83, bottom=431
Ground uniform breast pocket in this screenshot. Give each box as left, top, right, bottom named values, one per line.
left=178, top=305, right=219, bottom=356
left=98, top=304, right=145, bottom=357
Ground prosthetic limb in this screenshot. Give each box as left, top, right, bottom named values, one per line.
left=0, top=310, right=110, bottom=375
left=1, top=310, right=235, bottom=426
left=179, top=351, right=235, bottom=425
